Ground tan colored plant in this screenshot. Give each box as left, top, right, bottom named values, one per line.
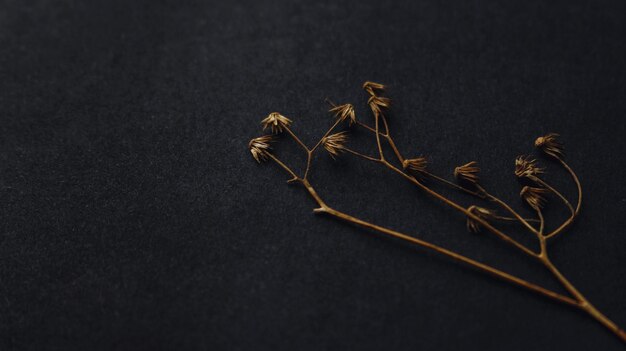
left=248, top=82, right=625, bottom=342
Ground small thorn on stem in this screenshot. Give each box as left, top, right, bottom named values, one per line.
left=313, top=207, right=328, bottom=213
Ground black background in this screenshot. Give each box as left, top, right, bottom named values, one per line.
left=1, top=0, right=625, bottom=350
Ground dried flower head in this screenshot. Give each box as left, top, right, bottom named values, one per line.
left=249, top=135, right=273, bottom=163
left=535, top=133, right=564, bottom=159
left=514, top=156, right=544, bottom=178
left=402, top=156, right=428, bottom=174
left=322, top=132, right=349, bottom=158
left=466, top=205, right=496, bottom=233
left=329, top=103, right=356, bottom=125
left=454, top=161, right=480, bottom=184
left=261, top=112, right=292, bottom=133
left=362, top=81, right=386, bottom=95
left=520, top=186, right=549, bottom=210
left=368, top=95, right=391, bottom=115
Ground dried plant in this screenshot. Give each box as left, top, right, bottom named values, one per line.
left=261, top=112, right=292, bottom=133
left=466, top=205, right=496, bottom=233
left=535, top=132, right=564, bottom=158
left=248, top=82, right=625, bottom=342
left=329, top=103, right=356, bottom=125
left=520, top=186, right=549, bottom=210
left=454, top=161, right=480, bottom=184
left=514, top=156, right=544, bottom=178
left=322, top=132, right=349, bottom=159
left=402, top=156, right=428, bottom=174
left=248, top=135, right=273, bottom=163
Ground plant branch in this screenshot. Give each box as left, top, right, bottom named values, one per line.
left=343, top=147, right=382, bottom=162
left=303, top=118, right=343, bottom=179
left=284, top=126, right=310, bottom=153
left=544, top=159, right=583, bottom=240
left=267, top=153, right=301, bottom=181
left=297, top=180, right=577, bottom=307
left=423, top=171, right=487, bottom=198
left=382, top=160, right=538, bottom=257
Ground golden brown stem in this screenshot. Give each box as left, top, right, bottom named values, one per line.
left=476, top=184, right=540, bottom=235
left=302, top=118, right=343, bottom=180
left=342, top=147, right=382, bottom=162
left=544, top=159, right=583, bottom=240
left=267, top=153, right=300, bottom=181
left=352, top=120, right=537, bottom=257
left=256, top=90, right=624, bottom=341
left=298, top=179, right=576, bottom=307
left=381, top=113, right=391, bottom=136
left=381, top=160, right=538, bottom=257
left=534, top=206, right=625, bottom=342
left=495, top=215, right=540, bottom=223
left=532, top=177, right=575, bottom=215
left=374, top=113, right=386, bottom=161
left=540, top=255, right=626, bottom=342
left=284, top=126, right=310, bottom=153
left=422, top=171, right=486, bottom=198
left=356, top=121, right=379, bottom=135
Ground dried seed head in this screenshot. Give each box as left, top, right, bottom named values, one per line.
left=249, top=135, right=273, bottom=163
left=514, top=156, right=544, bottom=178
left=362, top=81, right=386, bottom=95
left=454, top=161, right=480, bottom=184
left=520, top=186, right=549, bottom=210
left=261, top=112, right=292, bottom=133
left=466, top=205, right=496, bottom=233
left=368, top=95, right=391, bottom=115
left=402, top=156, right=428, bottom=174
left=322, top=132, right=349, bottom=158
left=535, top=133, right=564, bottom=159
left=329, top=103, right=356, bottom=125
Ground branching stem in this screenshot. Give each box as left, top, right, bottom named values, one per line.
left=253, top=85, right=625, bottom=342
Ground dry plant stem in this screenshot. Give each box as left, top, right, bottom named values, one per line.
left=262, top=133, right=577, bottom=308
left=544, top=158, right=583, bottom=240
left=284, top=121, right=342, bottom=180
left=496, top=215, right=540, bottom=223
left=374, top=114, right=385, bottom=160
left=357, top=121, right=539, bottom=234
left=475, top=184, right=540, bottom=235
left=352, top=116, right=624, bottom=341
left=342, top=148, right=380, bottom=162
left=382, top=160, right=539, bottom=257
left=422, top=170, right=486, bottom=198
left=297, top=179, right=578, bottom=307
left=284, top=126, right=310, bottom=154
left=345, top=123, right=538, bottom=257
left=531, top=177, right=575, bottom=215
left=267, top=153, right=299, bottom=181
left=342, top=147, right=536, bottom=222
left=540, top=252, right=626, bottom=341
left=533, top=209, right=625, bottom=341
left=272, top=152, right=626, bottom=341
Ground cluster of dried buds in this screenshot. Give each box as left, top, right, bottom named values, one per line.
left=250, top=89, right=568, bottom=237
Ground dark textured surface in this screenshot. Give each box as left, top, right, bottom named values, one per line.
left=1, top=0, right=625, bottom=350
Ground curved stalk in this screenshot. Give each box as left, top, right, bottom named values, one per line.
left=544, top=159, right=583, bottom=239
left=531, top=176, right=575, bottom=215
